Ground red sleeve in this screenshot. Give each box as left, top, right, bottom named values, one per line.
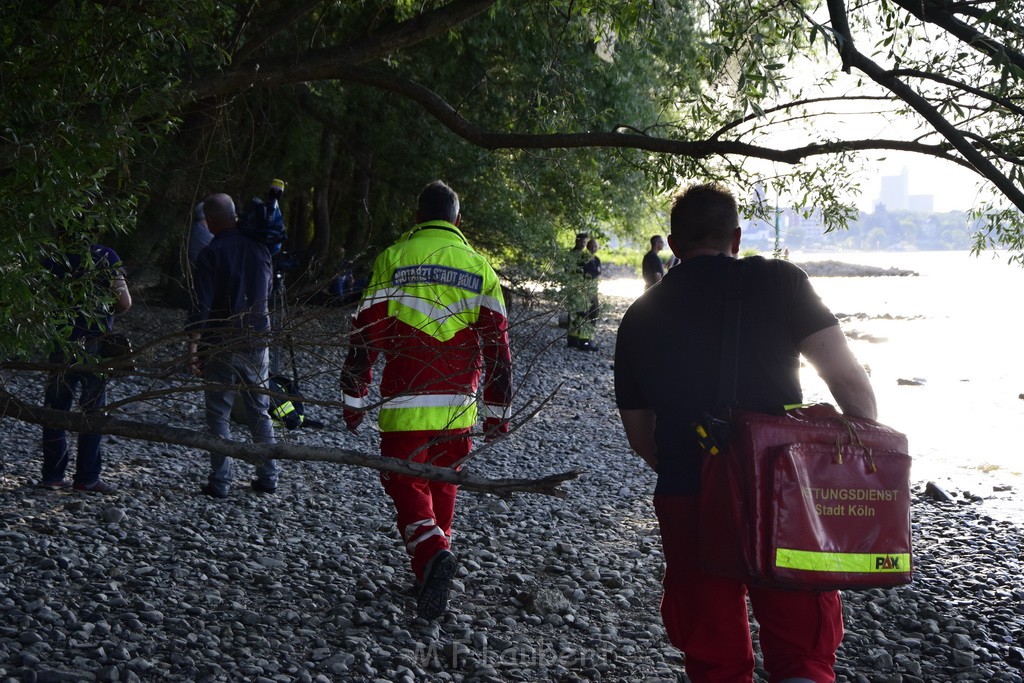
left=340, top=302, right=386, bottom=404
left=477, top=307, right=513, bottom=417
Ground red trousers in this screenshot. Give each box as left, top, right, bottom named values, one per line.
left=654, top=495, right=843, bottom=683
left=380, top=429, right=471, bottom=582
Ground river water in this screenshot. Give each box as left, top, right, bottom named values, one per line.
left=600, top=250, right=1024, bottom=525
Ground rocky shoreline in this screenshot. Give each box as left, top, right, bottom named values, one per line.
left=1, top=293, right=1022, bottom=682
left=795, top=261, right=919, bottom=278
left=603, top=259, right=918, bottom=280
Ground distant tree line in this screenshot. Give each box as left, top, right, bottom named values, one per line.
left=744, top=208, right=980, bottom=252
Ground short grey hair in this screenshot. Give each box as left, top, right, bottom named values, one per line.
left=202, top=193, right=236, bottom=229
left=417, top=180, right=460, bottom=223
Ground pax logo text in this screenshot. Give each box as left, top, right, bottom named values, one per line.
left=875, top=555, right=901, bottom=570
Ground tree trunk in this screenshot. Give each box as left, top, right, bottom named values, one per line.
left=346, top=148, right=372, bottom=258
left=306, top=129, right=338, bottom=280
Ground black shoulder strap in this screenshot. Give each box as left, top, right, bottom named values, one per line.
left=717, top=259, right=743, bottom=410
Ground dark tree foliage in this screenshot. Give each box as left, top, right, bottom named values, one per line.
left=5, top=0, right=1024, bottom=361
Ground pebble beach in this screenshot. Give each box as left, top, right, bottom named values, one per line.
left=2, top=283, right=1023, bottom=683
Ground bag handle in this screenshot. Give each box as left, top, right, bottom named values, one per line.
left=833, top=414, right=876, bottom=471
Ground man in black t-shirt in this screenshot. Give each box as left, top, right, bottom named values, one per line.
left=614, top=183, right=876, bottom=683
left=641, top=235, right=665, bottom=289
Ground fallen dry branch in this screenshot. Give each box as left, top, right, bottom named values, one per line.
left=0, top=389, right=583, bottom=498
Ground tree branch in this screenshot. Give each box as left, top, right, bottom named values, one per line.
left=889, top=0, right=1024, bottom=73
left=0, top=388, right=582, bottom=498
left=709, top=95, right=898, bottom=140
left=302, top=63, right=975, bottom=168
left=188, top=0, right=498, bottom=100
left=961, top=130, right=1024, bottom=164
left=827, top=0, right=1024, bottom=210
left=889, top=67, right=1024, bottom=119
left=233, top=0, right=326, bottom=64
left=947, top=2, right=1024, bottom=39
left=176, top=0, right=1008, bottom=181
left=826, top=0, right=856, bottom=72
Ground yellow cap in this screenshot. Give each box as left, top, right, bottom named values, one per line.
left=270, top=178, right=286, bottom=191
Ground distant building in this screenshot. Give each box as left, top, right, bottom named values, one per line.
left=878, top=168, right=909, bottom=211
left=877, top=166, right=934, bottom=213
left=907, top=194, right=934, bottom=213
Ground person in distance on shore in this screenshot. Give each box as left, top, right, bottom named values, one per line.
left=614, top=182, right=877, bottom=683
left=642, top=234, right=666, bottom=289
left=583, top=238, right=602, bottom=343
left=566, top=231, right=598, bottom=350
left=341, top=180, right=513, bottom=621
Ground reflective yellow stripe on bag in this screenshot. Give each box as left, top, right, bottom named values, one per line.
left=271, top=401, right=295, bottom=419
left=775, top=548, right=911, bottom=573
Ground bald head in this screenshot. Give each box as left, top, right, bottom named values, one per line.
left=203, top=193, right=237, bottom=234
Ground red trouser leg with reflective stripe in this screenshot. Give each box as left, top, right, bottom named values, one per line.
left=380, top=429, right=471, bottom=583
left=654, top=495, right=843, bottom=683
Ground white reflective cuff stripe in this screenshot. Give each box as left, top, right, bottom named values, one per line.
left=354, top=289, right=392, bottom=318
left=404, top=518, right=435, bottom=540
left=342, top=394, right=365, bottom=409
left=406, top=526, right=445, bottom=552
left=386, top=393, right=475, bottom=410
left=483, top=403, right=512, bottom=420
left=477, top=293, right=506, bottom=317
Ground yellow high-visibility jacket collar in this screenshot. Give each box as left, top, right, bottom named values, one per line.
left=406, top=220, right=469, bottom=245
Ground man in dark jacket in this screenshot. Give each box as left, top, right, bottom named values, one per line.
left=188, top=193, right=279, bottom=498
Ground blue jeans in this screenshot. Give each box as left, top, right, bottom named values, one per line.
left=41, top=357, right=107, bottom=486
left=203, top=347, right=279, bottom=493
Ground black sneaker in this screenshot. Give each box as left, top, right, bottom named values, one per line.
left=201, top=483, right=229, bottom=499
left=577, top=340, right=599, bottom=352
left=250, top=480, right=277, bottom=494
left=417, top=550, right=458, bottom=621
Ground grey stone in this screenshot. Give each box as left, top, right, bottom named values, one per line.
left=529, top=588, right=570, bottom=616
left=101, top=508, right=127, bottom=524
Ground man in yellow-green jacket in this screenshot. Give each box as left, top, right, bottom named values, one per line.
left=341, top=180, right=513, bottom=621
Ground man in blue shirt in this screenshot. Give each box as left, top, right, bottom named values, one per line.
left=188, top=193, right=279, bottom=498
